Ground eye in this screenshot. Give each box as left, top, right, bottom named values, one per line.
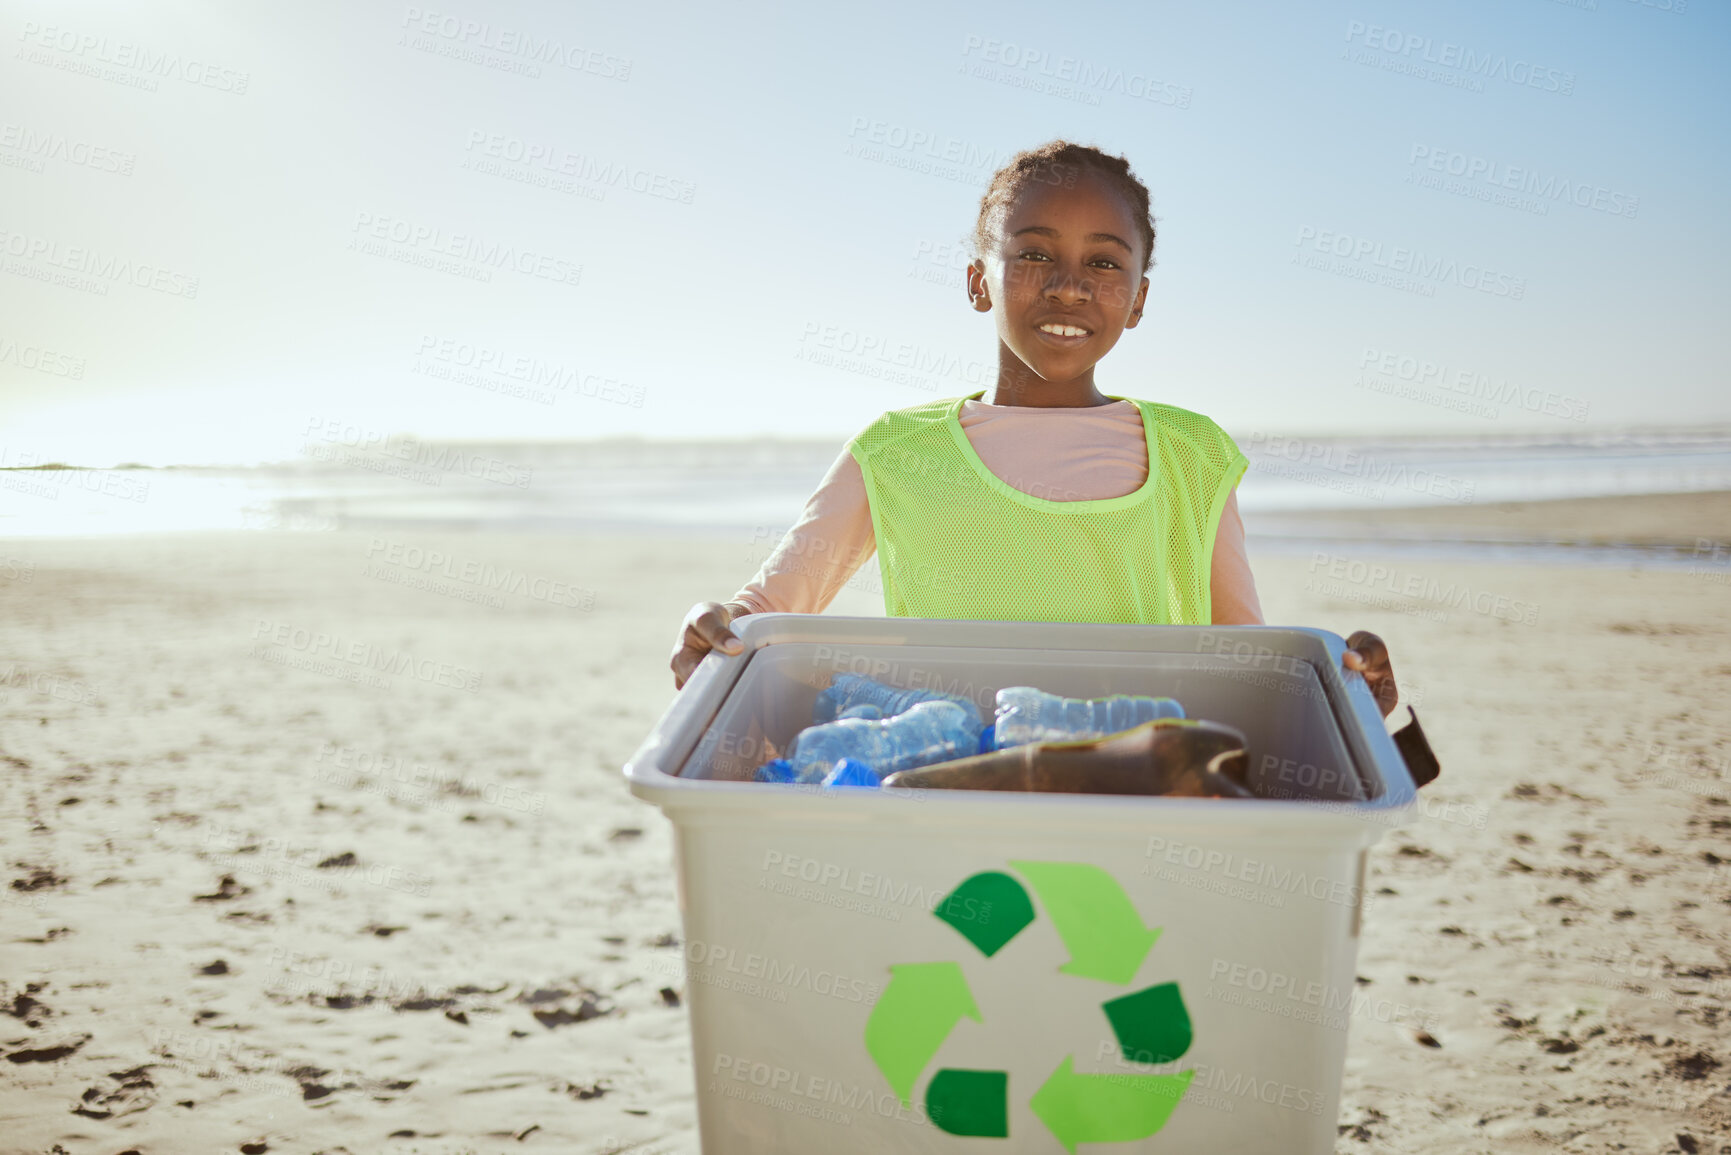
left=1090, top=258, right=1122, bottom=270
left=1016, top=250, right=1052, bottom=262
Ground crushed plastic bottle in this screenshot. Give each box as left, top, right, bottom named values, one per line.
left=993, top=687, right=1184, bottom=749
left=754, top=758, right=796, bottom=784
left=821, top=758, right=880, bottom=788
left=812, top=674, right=982, bottom=727
left=789, top=699, right=983, bottom=782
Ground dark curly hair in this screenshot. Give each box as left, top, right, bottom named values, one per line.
left=970, top=140, right=1156, bottom=275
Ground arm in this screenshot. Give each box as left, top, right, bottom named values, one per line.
left=729, top=448, right=876, bottom=615
left=670, top=448, right=876, bottom=688
left=1212, top=499, right=1439, bottom=785
left=1209, top=489, right=1264, bottom=625
left=1343, top=631, right=1441, bottom=787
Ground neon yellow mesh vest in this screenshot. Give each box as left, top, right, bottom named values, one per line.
left=846, top=391, right=1248, bottom=625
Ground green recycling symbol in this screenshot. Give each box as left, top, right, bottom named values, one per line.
left=863, top=861, right=1194, bottom=1150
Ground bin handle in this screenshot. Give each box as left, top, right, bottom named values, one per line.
left=623, top=640, right=749, bottom=784
left=1320, top=630, right=1418, bottom=811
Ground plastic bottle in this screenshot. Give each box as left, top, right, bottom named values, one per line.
left=821, top=759, right=880, bottom=788
left=754, top=758, right=796, bottom=784
left=812, top=674, right=982, bottom=727
left=789, top=699, right=983, bottom=782
left=993, top=687, right=1184, bottom=749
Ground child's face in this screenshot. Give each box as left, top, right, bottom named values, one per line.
left=969, top=171, right=1150, bottom=388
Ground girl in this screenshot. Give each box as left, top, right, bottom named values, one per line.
left=670, top=140, right=1434, bottom=781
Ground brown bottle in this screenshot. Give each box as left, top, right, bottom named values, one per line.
left=880, top=719, right=1253, bottom=798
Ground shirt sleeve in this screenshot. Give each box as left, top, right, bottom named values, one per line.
left=729, top=448, right=878, bottom=616
left=1209, top=489, right=1265, bottom=625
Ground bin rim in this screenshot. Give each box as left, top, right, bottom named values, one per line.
left=625, top=614, right=1418, bottom=837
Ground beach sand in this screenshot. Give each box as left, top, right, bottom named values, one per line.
left=2, top=497, right=1728, bottom=1154
left=1249, top=489, right=1731, bottom=549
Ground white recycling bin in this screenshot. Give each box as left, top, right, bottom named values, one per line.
left=624, top=615, right=1416, bottom=1154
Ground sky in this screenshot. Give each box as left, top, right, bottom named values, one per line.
left=1, top=0, right=1726, bottom=466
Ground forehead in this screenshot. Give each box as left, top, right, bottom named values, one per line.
left=998, top=168, right=1139, bottom=240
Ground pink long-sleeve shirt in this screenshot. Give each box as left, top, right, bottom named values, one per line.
left=729, top=397, right=1264, bottom=625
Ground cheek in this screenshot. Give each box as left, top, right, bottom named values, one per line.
left=999, top=264, right=1046, bottom=299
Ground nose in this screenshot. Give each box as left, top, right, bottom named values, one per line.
left=1043, top=266, right=1091, bottom=306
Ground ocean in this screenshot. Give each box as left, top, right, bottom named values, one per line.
left=3, top=430, right=1729, bottom=568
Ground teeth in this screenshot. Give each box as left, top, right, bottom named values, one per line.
left=1039, top=323, right=1089, bottom=337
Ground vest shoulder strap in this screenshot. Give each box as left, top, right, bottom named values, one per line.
left=846, top=395, right=968, bottom=462
left=1130, top=400, right=1243, bottom=475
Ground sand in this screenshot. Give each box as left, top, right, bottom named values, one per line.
left=1, top=501, right=1728, bottom=1154
left=1250, top=489, right=1731, bottom=550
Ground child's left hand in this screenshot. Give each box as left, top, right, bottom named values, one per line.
left=1342, top=630, right=1400, bottom=718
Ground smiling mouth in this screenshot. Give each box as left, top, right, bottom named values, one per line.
left=1036, top=321, right=1092, bottom=341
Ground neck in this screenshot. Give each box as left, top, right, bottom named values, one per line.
left=983, top=346, right=1111, bottom=407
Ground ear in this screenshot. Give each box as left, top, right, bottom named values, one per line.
left=1123, top=276, right=1150, bottom=328
left=966, top=260, right=992, bottom=312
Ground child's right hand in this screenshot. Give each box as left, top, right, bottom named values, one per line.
left=670, top=601, right=748, bottom=689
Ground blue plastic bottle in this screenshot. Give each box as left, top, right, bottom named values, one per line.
left=754, top=758, right=796, bottom=784
left=993, top=687, right=1184, bottom=749
left=812, top=674, right=982, bottom=727
left=789, top=699, right=983, bottom=782
left=821, top=758, right=880, bottom=788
